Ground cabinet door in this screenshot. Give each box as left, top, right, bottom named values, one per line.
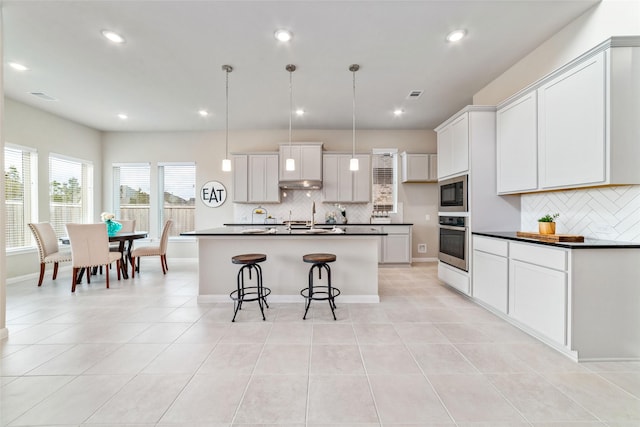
left=497, top=92, right=538, bottom=194
left=383, top=234, right=410, bottom=263
left=300, top=145, right=323, bottom=181
left=352, top=154, right=371, bottom=202
left=509, top=259, right=567, bottom=345
left=428, top=154, right=438, bottom=181
left=451, top=114, right=470, bottom=176
left=538, top=51, right=606, bottom=189
left=473, top=250, right=508, bottom=314
left=322, top=155, right=340, bottom=202
left=402, top=153, right=430, bottom=182
left=437, top=125, right=453, bottom=179
left=337, top=156, right=354, bottom=201
left=232, top=155, right=248, bottom=202
left=249, top=155, right=279, bottom=203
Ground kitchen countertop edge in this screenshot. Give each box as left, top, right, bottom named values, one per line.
left=223, top=223, right=413, bottom=226
left=472, top=231, right=640, bottom=249
left=183, top=227, right=387, bottom=237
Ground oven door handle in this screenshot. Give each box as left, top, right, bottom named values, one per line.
left=439, top=224, right=467, bottom=231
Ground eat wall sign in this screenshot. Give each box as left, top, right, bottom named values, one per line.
left=200, top=181, right=227, bottom=208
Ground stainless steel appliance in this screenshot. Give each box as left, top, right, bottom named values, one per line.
left=438, top=215, right=468, bottom=271
left=438, top=175, right=468, bottom=212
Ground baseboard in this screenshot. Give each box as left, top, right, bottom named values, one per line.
left=197, top=294, right=380, bottom=304
left=6, top=265, right=73, bottom=285
left=411, top=257, right=438, bottom=263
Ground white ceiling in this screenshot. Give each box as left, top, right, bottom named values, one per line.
left=3, top=0, right=599, bottom=132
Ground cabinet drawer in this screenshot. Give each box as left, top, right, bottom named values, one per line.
left=473, top=235, right=508, bottom=257
left=510, top=242, right=567, bottom=271
left=382, top=225, right=411, bottom=235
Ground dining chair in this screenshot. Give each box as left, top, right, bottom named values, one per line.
left=131, top=219, right=172, bottom=277
left=28, top=222, right=72, bottom=286
left=109, top=219, right=136, bottom=252
left=65, top=223, right=122, bottom=292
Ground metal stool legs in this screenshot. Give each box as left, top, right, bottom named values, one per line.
left=231, top=263, right=270, bottom=322
left=302, top=262, right=340, bottom=321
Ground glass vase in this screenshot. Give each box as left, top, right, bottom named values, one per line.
left=105, top=219, right=122, bottom=236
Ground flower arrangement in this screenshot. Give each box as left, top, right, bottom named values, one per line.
left=100, top=212, right=115, bottom=222
left=538, top=213, right=559, bottom=223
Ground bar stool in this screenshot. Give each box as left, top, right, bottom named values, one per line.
left=229, top=253, right=271, bottom=322
left=300, top=253, right=341, bottom=320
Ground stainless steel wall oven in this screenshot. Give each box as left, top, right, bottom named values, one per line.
left=438, top=216, right=468, bottom=271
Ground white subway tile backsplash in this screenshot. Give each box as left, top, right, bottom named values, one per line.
left=521, top=185, right=640, bottom=242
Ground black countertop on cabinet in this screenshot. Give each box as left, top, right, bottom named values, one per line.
left=182, top=226, right=387, bottom=237
left=223, top=223, right=413, bottom=226
left=473, top=231, right=640, bottom=249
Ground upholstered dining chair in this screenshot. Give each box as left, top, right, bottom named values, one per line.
left=131, top=219, right=172, bottom=277
left=65, top=223, right=122, bottom=292
left=28, top=222, right=72, bottom=286
left=109, top=219, right=136, bottom=251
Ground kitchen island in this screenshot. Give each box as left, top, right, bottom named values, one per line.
left=182, top=226, right=386, bottom=303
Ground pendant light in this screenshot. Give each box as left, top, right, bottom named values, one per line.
left=349, top=64, right=360, bottom=171
left=285, top=64, right=297, bottom=171
left=221, top=64, right=233, bottom=172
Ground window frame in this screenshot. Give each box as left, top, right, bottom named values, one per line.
left=371, top=148, right=398, bottom=214
left=48, top=153, right=93, bottom=238
left=158, top=162, right=196, bottom=239
left=5, top=143, right=38, bottom=251
left=112, top=162, right=151, bottom=234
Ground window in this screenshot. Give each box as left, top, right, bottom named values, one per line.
left=5, top=145, right=37, bottom=249
left=113, top=163, right=151, bottom=232
left=371, top=148, right=398, bottom=213
left=159, top=163, right=195, bottom=236
left=49, top=154, right=93, bottom=238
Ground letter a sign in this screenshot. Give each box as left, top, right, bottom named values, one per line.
left=200, top=181, right=227, bottom=208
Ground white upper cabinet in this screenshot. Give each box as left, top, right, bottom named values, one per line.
left=496, top=38, right=640, bottom=194
left=400, top=152, right=437, bottom=182
left=497, top=92, right=538, bottom=194
left=538, top=51, right=606, bottom=189
left=437, top=113, right=469, bottom=179
left=322, top=154, right=370, bottom=203
left=279, top=143, right=323, bottom=182
left=232, top=153, right=280, bottom=203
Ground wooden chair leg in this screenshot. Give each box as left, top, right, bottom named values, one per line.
left=131, top=257, right=136, bottom=278
left=116, top=260, right=121, bottom=280
left=163, top=255, right=168, bottom=272
left=87, top=269, right=91, bottom=284
left=71, top=267, right=78, bottom=292
left=106, top=264, right=110, bottom=289
left=38, top=263, right=45, bottom=286
left=53, top=262, right=59, bottom=280
left=161, top=256, right=166, bottom=274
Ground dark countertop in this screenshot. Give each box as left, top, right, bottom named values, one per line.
left=182, top=226, right=387, bottom=237
left=473, top=231, right=640, bottom=249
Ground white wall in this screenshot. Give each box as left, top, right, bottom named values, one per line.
left=4, top=98, right=103, bottom=278
left=102, top=129, right=440, bottom=259
left=473, top=0, right=640, bottom=243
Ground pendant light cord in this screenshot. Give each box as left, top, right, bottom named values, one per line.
left=289, top=69, right=293, bottom=147
left=352, top=68, right=356, bottom=159
left=225, top=67, right=229, bottom=159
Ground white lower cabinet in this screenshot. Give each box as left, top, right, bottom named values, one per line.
left=509, top=259, right=567, bottom=345
left=372, top=225, right=412, bottom=264
left=471, top=234, right=640, bottom=361
left=472, top=236, right=509, bottom=313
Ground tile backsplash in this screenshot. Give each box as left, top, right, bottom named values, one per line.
left=521, top=185, right=640, bottom=242
left=233, top=190, right=374, bottom=224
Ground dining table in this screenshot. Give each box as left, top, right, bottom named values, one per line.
left=62, top=231, right=148, bottom=281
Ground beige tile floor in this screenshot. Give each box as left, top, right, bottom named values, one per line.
left=1, top=259, right=639, bottom=426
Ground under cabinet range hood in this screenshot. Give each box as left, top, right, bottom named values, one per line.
left=279, top=179, right=322, bottom=190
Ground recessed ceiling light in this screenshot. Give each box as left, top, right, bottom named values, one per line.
left=198, top=109, right=209, bottom=117
left=446, top=29, right=467, bottom=43
left=274, top=29, right=293, bottom=42
left=102, top=30, right=125, bottom=44
left=295, top=109, right=305, bottom=116
left=9, top=62, right=29, bottom=71
left=117, top=113, right=128, bottom=120
left=393, top=109, right=404, bottom=116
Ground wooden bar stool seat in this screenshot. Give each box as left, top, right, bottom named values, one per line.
left=230, top=253, right=270, bottom=322
left=301, top=253, right=340, bottom=320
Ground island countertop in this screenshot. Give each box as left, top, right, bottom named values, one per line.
left=182, top=226, right=387, bottom=237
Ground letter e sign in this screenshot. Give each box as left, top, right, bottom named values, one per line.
left=200, top=181, right=227, bottom=207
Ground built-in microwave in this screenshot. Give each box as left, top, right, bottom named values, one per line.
left=438, top=175, right=468, bottom=212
